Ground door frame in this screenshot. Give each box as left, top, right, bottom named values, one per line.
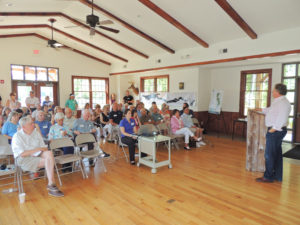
left=293, top=77, right=300, bottom=143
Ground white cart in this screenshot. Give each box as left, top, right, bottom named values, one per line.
left=137, top=135, right=172, bottom=173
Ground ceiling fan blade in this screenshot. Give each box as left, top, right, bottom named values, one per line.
left=99, top=20, right=113, bottom=26
left=90, top=27, right=96, bottom=36
left=64, top=25, right=80, bottom=29
left=99, top=26, right=119, bottom=33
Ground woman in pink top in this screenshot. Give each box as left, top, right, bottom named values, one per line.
left=171, top=109, right=201, bottom=150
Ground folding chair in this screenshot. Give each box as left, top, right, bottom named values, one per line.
left=115, top=130, right=129, bottom=162
left=75, top=133, right=107, bottom=174
left=156, top=122, right=184, bottom=150
left=0, top=135, right=19, bottom=194
left=49, top=138, right=87, bottom=186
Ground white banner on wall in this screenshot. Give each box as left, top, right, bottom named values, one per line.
left=139, top=92, right=196, bottom=110
left=208, top=89, right=224, bottom=114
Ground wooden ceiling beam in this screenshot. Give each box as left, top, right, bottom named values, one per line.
left=0, top=12, right=149, bottom=58
left=0, top=33, right=111, bottom=65
left=0, top=24, right=128, bottom=62
left=215, top=0, right=257, bottom=39
left=78, top=0, right=175, bottom=54
left=138, top=0, right=208, bottom=48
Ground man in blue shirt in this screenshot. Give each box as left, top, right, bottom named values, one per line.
left=35, top=111, right=52, bottom=140
left=73, top=109, right=110, bottom=160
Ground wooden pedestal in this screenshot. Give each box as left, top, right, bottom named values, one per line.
left=246, top=110, right=266, bottom=172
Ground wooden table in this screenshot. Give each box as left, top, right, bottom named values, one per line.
left=137, top=135, right=172, bottom=174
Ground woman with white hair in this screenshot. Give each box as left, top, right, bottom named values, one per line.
left=48, top=112, right=74, bottom=172
left=2, top=111, right=19, bottom=144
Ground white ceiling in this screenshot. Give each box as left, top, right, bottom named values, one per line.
left=0, top=0, right=300, bottom=66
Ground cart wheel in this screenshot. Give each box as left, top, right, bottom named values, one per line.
left=151, top=168, right=157, bottom=174
left=168, top=164, right=173, bottom=169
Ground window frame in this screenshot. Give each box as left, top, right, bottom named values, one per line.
left=72, top=75, right=109, bottom=109
left=239, top=69, right=272, bottom=117
left=11, top=64, right=59, bottom=82
left=140, top=75, right=169, bottom=92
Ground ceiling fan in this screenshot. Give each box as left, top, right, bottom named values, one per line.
left=65, top=0, right=119, bottom=35
left=48, top=18, right=63, bottom=48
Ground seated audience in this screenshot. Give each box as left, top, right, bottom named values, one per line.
left=136, top=103, right=142, bottom=118
left=129, top=105, right=135, bottom=113
left=122, top=103, right=129, bottom=114
left=2, top=111, right=19, bottom=144
left=73, top=109, right=110, bottom=159
left=0, top=115, right=3, bottom=134
left=32, top=104, right=42, bottom=120
left=49, top=112, right=74, bottom=172
left=63, top=108, right=77, bottom=131
left=160, top=103, right=171, bottom=124
left=0, top=105, right=3, bottom=117
left=6, top=92, right=19, bottom=110
left=110, top=93, right=116, bottom=105
left=42, top=96, right=54, bottom=111
left=180, top=103, right=194, bottom=117
left=120, top=109, right=138, bottom=165
left=25, top=91, right=40, bottom=113
left=151, top=105, right=164, bottom=125
left=81, top=103, right=93, bottom=118
left=12, top=115, right=64, bottom=197
left=108, top=103, right=123, bottom=142
left=2, top=107, right=11, bottom=122
left=132, top=110, right=141, bottom=131
left=22, top=107, right=30, bottom=117
left=171, top=109, right=201, bottom=150
left=35, top=111, right=52, bottom=140
left=149, top=101, right=157, bottom=114
left=43, top=105, right=52, bottom=122
left=94, top=104, right=102, bottom=118
left=181, top=107, right=205, bottom=146
left=123, top=90, right=134, bottom=105
left=15, top=108, right=24, bottom=119
left=139, top=108, right=154, bottom=125
left=100, top=105, right=110, bottom=138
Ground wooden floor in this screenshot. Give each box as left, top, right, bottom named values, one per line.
left=1, top=136, right=300, bottom=225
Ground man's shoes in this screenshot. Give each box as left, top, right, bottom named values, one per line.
left=255, top=177, right=274, bottom=183
left=199, top=141, right=206, bottom=146
left=107, top=139, right=114, bottom=143
left=47, top=184, right=64, bottom=197
left=130, top=161, right=135, bottom=165
left=184, top=146, right=191, bottom=150
left=89, top=159, right=95, bottom=167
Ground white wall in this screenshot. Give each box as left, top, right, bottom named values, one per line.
left=209, top=63, right=282, bottom=112
left=0, top=36, right=114, bottom=107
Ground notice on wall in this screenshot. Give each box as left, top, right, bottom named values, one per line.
left=208, top=89, right=223, bottom=115
left=139, top=92, right=196, bottom=110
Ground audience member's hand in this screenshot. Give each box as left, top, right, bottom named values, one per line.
left=74, top=131, right=81, bottom=135
left=91, top=129, right=96, bottom=133
left=40, top=147, right=48, bottom=152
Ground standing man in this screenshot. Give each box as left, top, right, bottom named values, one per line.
left=255, top=83, right=291, bottom=183
left=65, top=94, right=78, bottom=116
left=123, top=90, right=134, bottom=105
left=25, top=91, right=40, bottom=113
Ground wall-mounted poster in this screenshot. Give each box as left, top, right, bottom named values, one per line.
left=139, top=92, right=196, bottom=110
left=208, top=89, right=223, bottom=114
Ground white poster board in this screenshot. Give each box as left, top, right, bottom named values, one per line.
left=139, top=92, right=196, bottom=110
left=208, top=89, right=223, bottom=115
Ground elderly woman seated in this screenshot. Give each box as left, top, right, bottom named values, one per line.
left=170, top=109, right=201, bottom=150
left=2, top=111, right=20, bottom=144
left=49, top=112, right=74, bottom=172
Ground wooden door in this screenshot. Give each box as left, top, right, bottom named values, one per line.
left=294, top=78, right=300, bottom=143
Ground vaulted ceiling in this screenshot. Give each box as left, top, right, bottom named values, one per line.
left=0, top=0, right=300, bottom=66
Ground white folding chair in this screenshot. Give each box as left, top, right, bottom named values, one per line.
left=157, top=122, right=184, bottom=150
left=115, top=130, right=129, bottom=162
left=49, top=138, right=87, bottom=186
left=75, top=133, right=107, bottom=174
left=0, top=135, right=19, bottom=194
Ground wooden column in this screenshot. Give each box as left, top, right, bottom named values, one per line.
left=246, top=110, right=266, bottom=172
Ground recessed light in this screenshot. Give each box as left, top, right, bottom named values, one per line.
left=6, top=3, right=13, bottom=7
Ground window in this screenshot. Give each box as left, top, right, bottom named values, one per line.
left=240, top=69, right=272, bottom=117
left=140, top=75, right=169, bottom=92
left=281, top=63, right=300, bottom=142
left=11, top=64, right=59, bottom=107
left=72, top=76, right=109, bottom=109
left=11, top=64, right=59, bottom=82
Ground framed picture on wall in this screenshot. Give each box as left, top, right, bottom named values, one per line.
left=179, top=82, right=184, bottom=90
